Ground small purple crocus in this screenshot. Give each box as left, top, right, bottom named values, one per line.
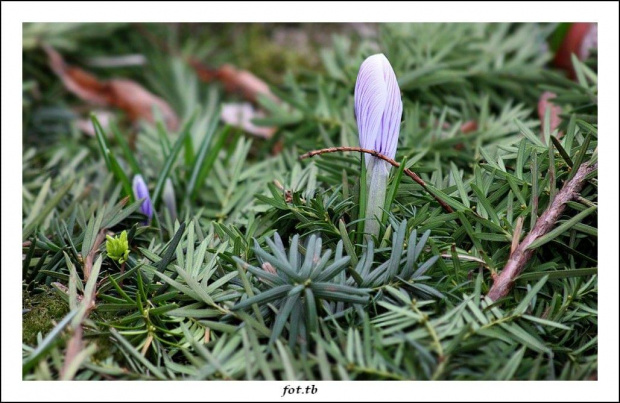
left=132, top=174, right=153, bottom=223
left=354, top=54, right=403, bottom=237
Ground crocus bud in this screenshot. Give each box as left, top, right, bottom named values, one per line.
left=132, top=174, right=153, bottom=223
left=162, top=178, right=177, bottom=222
left=354, top=54, right=403, bottom=237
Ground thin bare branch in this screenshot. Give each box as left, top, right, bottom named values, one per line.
left=61, top=228, right=107, bottom=379
left=84, top=229, right=107, bottom=282
left=487, top=162, right=597, bottom=301
left=299, top=146, right=454, bottom=213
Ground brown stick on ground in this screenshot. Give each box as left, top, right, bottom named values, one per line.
left=61, top=228, right=107, bottom=379
left=84, top=230, right=107, bottom=282
left=487, top=162, right=597, bottom=301
left=299, top=146, right=454, bottom=214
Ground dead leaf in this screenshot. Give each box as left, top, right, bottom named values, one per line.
left=217, top=64, right=278, bottom=103
left=460, top=120, right=478, bottom=134
left=453, top=120, right=478, bottom=150
left=187, top=58, right=282, bottom=141
left=189, top=58, right=279, bottom=104
left=107, top=79, right=178, bottom=130
left=45, top=45, right=179, bottom=131
left=552, top=23, right=597, bottom=80
left=76, top=110, right=115, bottom=137
left=538, top=91, right=562, bottom=138
left=220, top=102, right=276, bottom=139
left=261, top=262, right=277, bottom=275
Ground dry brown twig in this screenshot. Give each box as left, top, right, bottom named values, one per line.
left=299, top=146, right=454, bottom=214
left=84, top=230, right=107, bottom=282
left=487, top=161, right=597, bottom=301
left=61, top=228, right=107, bottom=379
left=301, top=146, right=597, bottom=302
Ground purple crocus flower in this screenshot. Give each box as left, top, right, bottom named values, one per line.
left=132, top=174, right=153, bottom=223
left=354, top=54, right=403, bottom=237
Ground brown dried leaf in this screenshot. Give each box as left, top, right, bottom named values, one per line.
left=107, top=79, right=178, bottom=131
left=552, top=23, right=597, bottom=80
left=261, top=262, right=277, bottom=275
left=188, top=58, right=281, bottom=140
left=538, top=91, right=562, bottom=138
left=221, top=102, right=276, bottom=139
left=453, top=120, right=478, bottom=150
left=216, top=64, right=278, bottom=103
left=460, top=120, right=478, bottom=134
left=76, top=110, right=115, bottom=137
left=45, top=46, right=179, bottom=131
left=189, top=58, right=279, bottom=104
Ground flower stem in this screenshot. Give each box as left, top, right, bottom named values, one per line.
left=364, top=158, right=388, bottom=238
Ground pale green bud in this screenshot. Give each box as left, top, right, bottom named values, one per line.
left=106, top=230, right=130, bottom=264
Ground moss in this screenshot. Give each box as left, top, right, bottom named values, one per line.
left=88, top=333, right=121, bottom=363
left=232, top=24, right=329, bottom=85
left=23, top=287, right=123, bottom=362
left=87, top=311, right=125, bottom=362
left=23, top=286, right=127, bottom=364
left=22, top=286, right=69, bottom=346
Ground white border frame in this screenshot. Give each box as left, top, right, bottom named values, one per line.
left=3, top=2, right=618, bottom=402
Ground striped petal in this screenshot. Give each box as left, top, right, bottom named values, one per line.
left=354, top=54, right=403, bottom=168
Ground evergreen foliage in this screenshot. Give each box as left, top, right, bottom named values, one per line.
left=22, top=23, right=597, bottom=380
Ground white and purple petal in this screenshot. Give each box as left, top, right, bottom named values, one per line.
left=354, top=53, right=403, bottom=169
